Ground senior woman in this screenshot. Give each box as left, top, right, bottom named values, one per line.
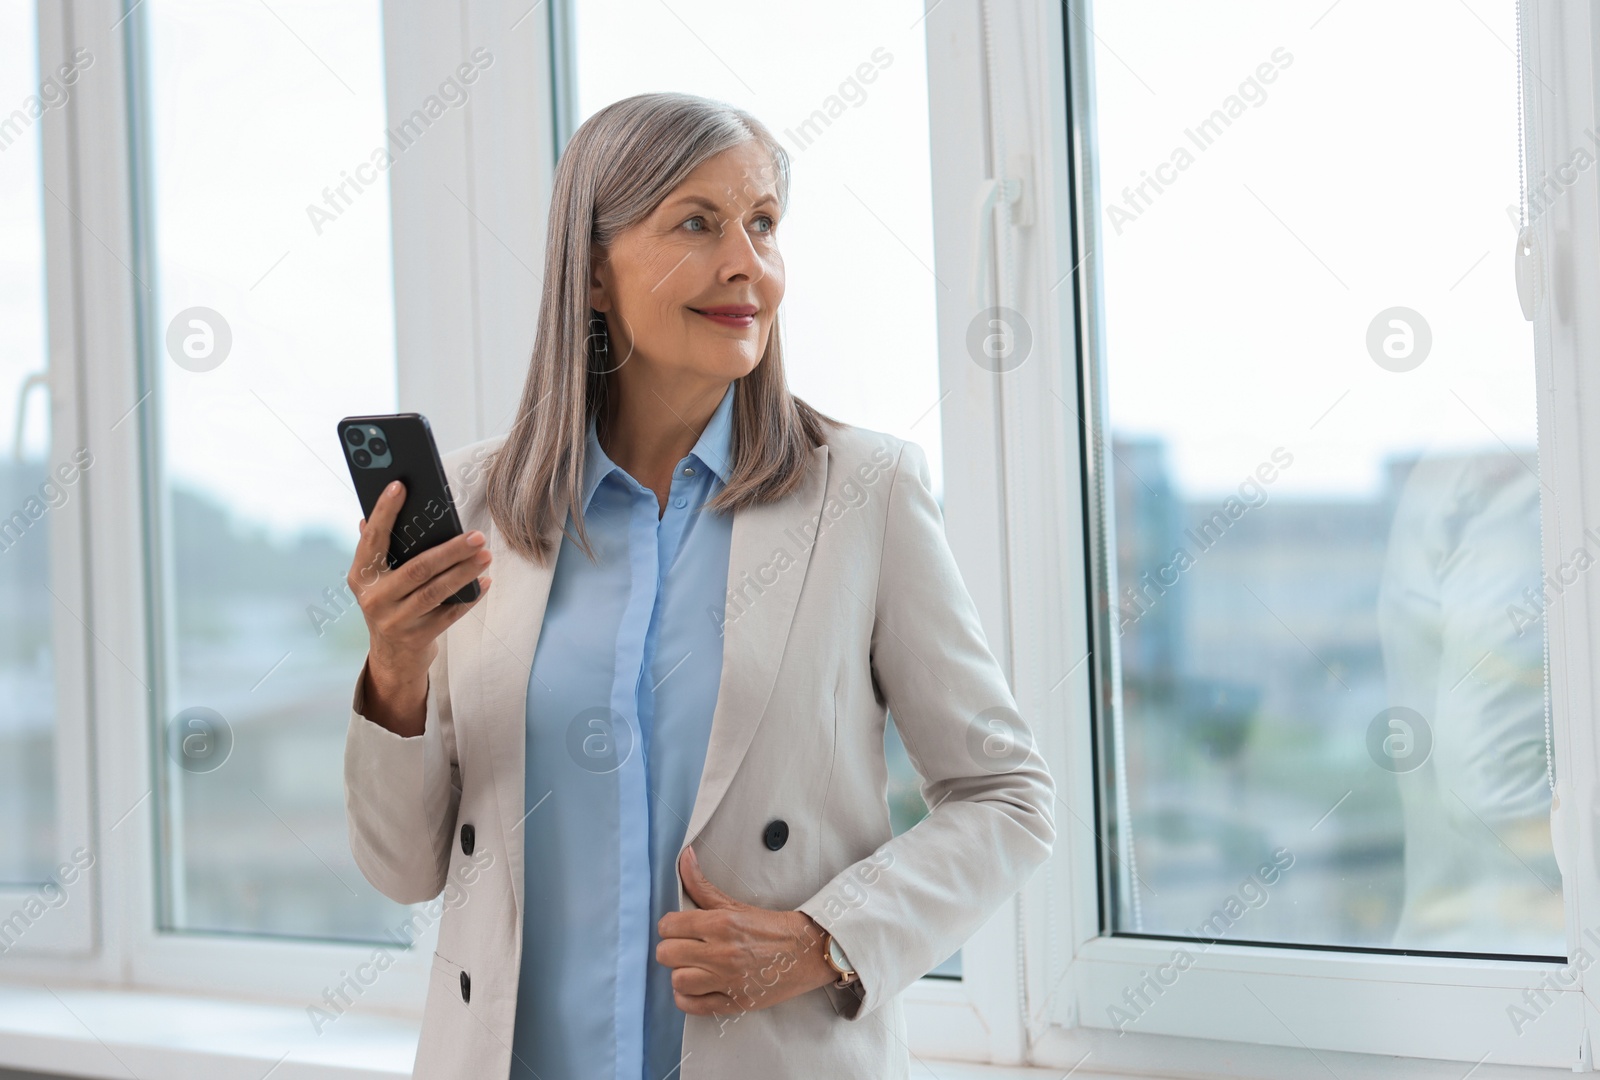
left=343, top=91, right=1055, bottom=1080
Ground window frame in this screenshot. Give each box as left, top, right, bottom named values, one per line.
left=0, top=0, right=106, bottom=964
left=929, top=0, right=1600, bottom=1073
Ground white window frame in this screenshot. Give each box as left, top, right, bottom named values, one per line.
left=916, top=0, right=1600, bottom=1074
left=0, top=0, right=99, bottom=961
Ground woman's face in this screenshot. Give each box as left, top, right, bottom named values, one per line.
left=589, top=140, right=784, bottom=388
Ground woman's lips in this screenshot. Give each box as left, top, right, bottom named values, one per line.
left=690, top=306, right=756, bottom=329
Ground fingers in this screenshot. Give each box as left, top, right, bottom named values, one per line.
left=389, top=529, right=488, bottom=600
left=657, top=908, right=716, bottom=940
left=354, top=480, right=406, bottom=573
left=670, top=966, right=735, bottom=999
left=347, top=480, right=492, bottom=686
left=415, top=575, right=491, bottom=638
left=396, top=541, right=493, bottom=619
left=673, top=989, right=740, bottom=1017
left=655, top=940, right=726, bottom=996
left=349, top=479, right=492, bottom=626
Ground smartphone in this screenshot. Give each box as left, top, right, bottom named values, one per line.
left=336, top=412, right=481, bottom=604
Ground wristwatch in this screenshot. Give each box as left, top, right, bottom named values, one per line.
left=820, top=930, right=858, bottom=989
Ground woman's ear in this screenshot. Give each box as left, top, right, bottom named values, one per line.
left=588, top=245, right=611, bottom=313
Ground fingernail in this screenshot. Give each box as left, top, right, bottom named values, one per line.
left=386, top=480, right=400, bottom=495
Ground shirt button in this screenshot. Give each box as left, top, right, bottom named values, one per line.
left=674, top=496, right=687, bottom=509
left=682, top=466, right=695, bottom=476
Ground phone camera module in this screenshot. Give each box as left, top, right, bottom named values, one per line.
left=344, top=422, right=392, bottom=470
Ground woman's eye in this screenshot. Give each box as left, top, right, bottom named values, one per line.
left=680, top=212, right=774, bottom=234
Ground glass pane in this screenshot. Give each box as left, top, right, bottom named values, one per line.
left=0, top=0, right=59, bottom=886
left=1089, top=1, right=1561, bottom=955
left=138, top=0, right=407, bottom=939
left=571, top=0, right=958, bottom=974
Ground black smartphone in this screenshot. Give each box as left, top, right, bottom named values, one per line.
left=336, top=412, right=481, bottom=604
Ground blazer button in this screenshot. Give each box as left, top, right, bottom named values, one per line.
left=762, top=819, right=788, bottom=851
left=460, top=970, right=471, bottom=1003
left=460, top=823, right=475, bottom=856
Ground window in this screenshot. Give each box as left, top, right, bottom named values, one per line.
left=135, top=0, right=407, bottom=940
left=0, top=0, right=59, bottom=889
left=1006, top=0, right=1595, bottom=1068
left=1085, top=0, right=1560, bottom=958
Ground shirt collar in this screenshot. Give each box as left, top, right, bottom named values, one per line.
left=581, top=382, right=736, bottom=512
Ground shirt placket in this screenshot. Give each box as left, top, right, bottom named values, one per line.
left=612, top=476, right=661, bottom=1080
left=636, top=459, right=703, bottom=1079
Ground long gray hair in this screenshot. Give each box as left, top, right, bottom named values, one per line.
left=483, top=91, right=840, bottom=567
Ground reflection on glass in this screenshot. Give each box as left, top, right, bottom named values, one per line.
left=1089, top=0, right=1561, bottom=955
left=0, top=0, right=58, bottom=886
left=570, top=0, right=958, bottom=973
left=1379, top=454, right=1554, bottom=952
left=140, top=0, right=406, bottom=939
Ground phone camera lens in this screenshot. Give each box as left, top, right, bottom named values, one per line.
left=353, top=448, right=372, bottom=467
left=368, top=438, right=387, bottom=456
left=345, top=427, right=366, bottom=446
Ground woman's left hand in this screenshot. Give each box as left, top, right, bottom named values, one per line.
left=656, top=845, right=839, bottom=1017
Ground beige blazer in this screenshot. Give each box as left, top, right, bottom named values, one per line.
left=343, top=419, right=1057, bottom=1079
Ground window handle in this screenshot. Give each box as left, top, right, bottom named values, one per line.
left=972, top=167, right=1026, bottom=310
left=1515, top=224, right=1540, bottom=322
left=12, top=370, right=49, bottom=464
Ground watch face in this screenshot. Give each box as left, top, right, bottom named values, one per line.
left=828, top=936, right=852, bottom=972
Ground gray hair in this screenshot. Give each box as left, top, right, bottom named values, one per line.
left=483, top=91, right=840, bottom=566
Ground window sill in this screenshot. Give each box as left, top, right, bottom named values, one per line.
left=0, top=983, right=1095, bottom=1080
left=0, top=984, right=419, bottom=1079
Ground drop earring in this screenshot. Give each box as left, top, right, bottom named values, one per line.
left=589, top=314, right=610, bottom=369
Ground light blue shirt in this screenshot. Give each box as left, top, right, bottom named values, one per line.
left=511, top=383, right=735, bottom=1080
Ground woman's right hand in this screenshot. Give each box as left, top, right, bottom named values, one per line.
left=348, top=479, right=492, bottom=736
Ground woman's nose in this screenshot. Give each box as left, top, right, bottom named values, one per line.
left=714, top=223, right=765, bottom=281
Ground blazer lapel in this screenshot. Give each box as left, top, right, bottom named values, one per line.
left=459, top=441, right=832, bottom=924
left=678, top=442, right=830, bottom=909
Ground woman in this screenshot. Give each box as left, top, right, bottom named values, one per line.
left=343, top=91, right=1055, bottom=1080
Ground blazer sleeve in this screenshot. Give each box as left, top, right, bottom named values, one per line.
left=796, top=438, right=1057, bottom=1021
left=343, top=642, right=462, bottom=905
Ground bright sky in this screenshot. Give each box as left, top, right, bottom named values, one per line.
left=1, top=0, right=1539, bottom=538
left=147, top=1, right=400, bottom=545
left=1, top=0, right=48, bottom=463
left=1090, top=0, right=1538, bottom=500
left=44, top=0, right=941, bottom=544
